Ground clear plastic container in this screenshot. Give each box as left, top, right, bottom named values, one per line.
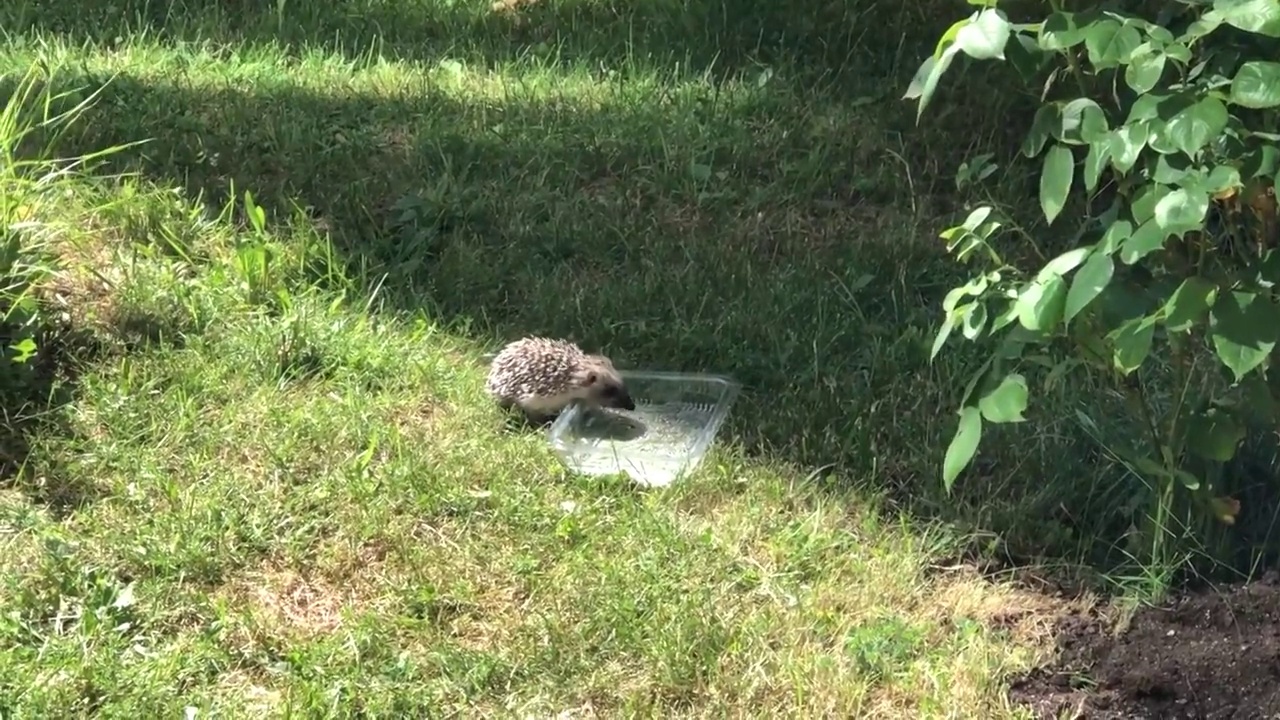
left=547, top=371, right=741, bottom=487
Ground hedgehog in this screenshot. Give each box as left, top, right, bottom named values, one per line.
left=485, top=336, right=636, bottom=424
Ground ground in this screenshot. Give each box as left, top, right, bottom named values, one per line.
left=1012, top=575, right=1280, bottom=719
left=1, top=0, right=1279, bottom=718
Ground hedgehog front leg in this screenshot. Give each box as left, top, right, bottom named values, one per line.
left=522, top=409, right=558, bottom=426
left=495, top=397, right=554, bottom=430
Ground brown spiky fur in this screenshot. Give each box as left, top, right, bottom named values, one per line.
left=485, top=336, right=635, bottom=424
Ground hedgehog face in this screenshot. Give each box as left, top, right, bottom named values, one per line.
left=577, top=357, right=636, bottom=411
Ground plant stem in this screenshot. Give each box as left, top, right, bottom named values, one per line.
left=1128, top=372, right=1175, bottom=569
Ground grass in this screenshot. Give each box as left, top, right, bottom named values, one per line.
left=0, top=0, right=1121, bottom=716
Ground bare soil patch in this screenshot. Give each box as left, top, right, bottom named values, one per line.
left=1010, top=572, right=1280, bottom=719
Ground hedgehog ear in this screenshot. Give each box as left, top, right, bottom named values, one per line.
left=584, top=370, right=598, bottom=385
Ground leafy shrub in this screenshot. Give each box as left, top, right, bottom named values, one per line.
left=910, top=0, right=1280, bottom=581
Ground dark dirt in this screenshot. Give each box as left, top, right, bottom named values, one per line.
left=1010, top=572, right=1280, bottom=720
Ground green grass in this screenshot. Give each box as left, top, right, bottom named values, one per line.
left=0, top=0, right=1121, bottom=715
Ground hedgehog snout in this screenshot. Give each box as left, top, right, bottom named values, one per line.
left=613, top=388, right=637, bottom=411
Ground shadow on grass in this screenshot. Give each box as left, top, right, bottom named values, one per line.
left=0, top=64, right=1148, bottom=576
left=9, top=0, right=1042, bottom=180
left=0, top=323, right=98, bottom=516
left=2, top=257, right=191, bottom=516
left=7, top=0, right=947, bottom=90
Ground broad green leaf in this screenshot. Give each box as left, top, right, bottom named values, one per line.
left=931, top=310, right=960, bottom=361
left=1213, top=333, right=1272, bottom=381
left=1126, top=93, right=1170, bottom=123
left=1146, top=23, right=1175, bottom=43
left=943, top=406, right=983, bottom=492
left=992, top=301, right=1020, bottom=332
left=1153, top=154, right=1194, bottom=184
left=1165, top=42, right=1193, bottom=63
left=1154, top=188, right=1210, bottom=233
left=944, top=235, right=982, bottom=259
left=903, top=55, right=935, bottom=100
left=1242, top=144, right=1280, bottom=179
left=1210, top=291, right=1279, bottom=381
left=1164, top=98, right=1228, bottom=157
left=912, top=46, right=961, bottom=122
left=1181, top=13, right=1223, bottom=42
left=960, top=206, right=994, bottom=231
left=935, top=17, right=971, bottom=58
left=943, top=284, right=972, bottom=312
left=1085, top=20, right=1141, bottom=69
left=1084, top=138, right=1112, bottom=191
left=1230, top=61, right=1280, bottom=108
left=1147, top=128, right=1180, bottom=156
left=1257, top=248, right=1280, bottom=287
left=1238, top=374, right=1280, bottom=424
left=953, top=234, right=985, bottom=261
left=1037, top=246, right=1093, bottom=280
left=1060, top=98, right=1109, bottom=143
left=1080, top=105, right=1110, bottom=143
left=1186, top=409, right=1247, bottom=461
left=1016, top=274, right=1068, bottom=331
left=1005, top=33, right=1048, bottom=82
left=1099, top=219, right=1133, bottom=254
left=1120, top=218, right=1167, bottom=264
left=1065, top=251, right=1114, bottom=321
left=1175, top=470, right=1202, bottom=491
left=1040, top=144, right=1074, bottom=224
left=955, top=8, right=1012, bottom=60
left=1132, top=183, right=1173, bottom=224
left=974, top=219, right=1002, bottom=240
left=1110, top=316, right=1155, bottom=374
left=1215, top=0, right=1280, bottom=37
left=1083, top=20, right=1119, bottom=64
left=1022, top=104, right=1061, bottom=157
left=1110, top=124, right=1147, bottom=173
left=1163, top=276, right=1217, bottom=331
left=1125, top=49, right=1166, bottom=93
left=978, top=373, right=1029, bottom=423
left=1039, top=11, right=1088, bottom=50
left=961, top=302, right=988, bottom=340
left=1206, top=165, right=1242, bottom=194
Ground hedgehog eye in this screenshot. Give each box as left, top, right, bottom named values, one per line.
left=600, top=384, right=617, bottom=398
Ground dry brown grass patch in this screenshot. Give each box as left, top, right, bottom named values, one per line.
left=442, top=580, right=531, bottom=654
left=38, top=229, right=125, bottom=336
left=211, top=669, right=285, bottom=716
left=384, top=392, right=445, bottom=441
left=216, top=545, right=396, bottom=641
left=233, top=566, right=350, bottom=637
left=926, top=566, right=1093, bottom=644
